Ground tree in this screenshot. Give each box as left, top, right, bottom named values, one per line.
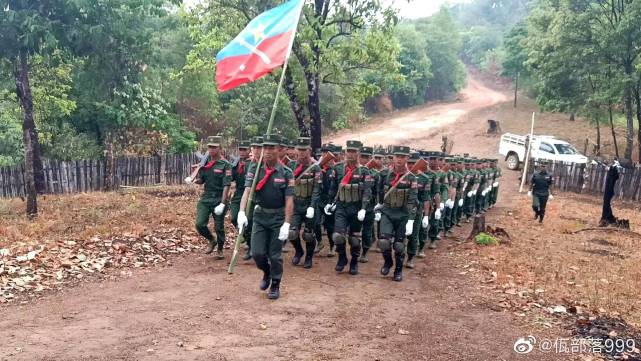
left=501, top=22, right=528, bottom=107
left=0, top=0, right=79, bottom=217
left=186, top=0, right=401, bottom=151
left=415, top=7, right=466, bottom=100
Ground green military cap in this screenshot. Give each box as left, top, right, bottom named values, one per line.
left=408, top=151, right=421, bottom=162
left=294, top=137, right=311, bottom=150
left=374, top=147, right=386, bottom=157
left=263, top=134, right=280, bottom=146
left=250, top=136, right=263, bottom=146
left=321, top=143, right=332, bottom=152
left=334, top=145, right=343, bottom=153
left=345, top=140, right=362, bottom=151
left=360, top=146, right=373, bottom=156
left=279, top=136, right=289, bottom=147
left=392, top=145, right=410, bottom=156
left=206, top=135, right=222, bottom=147
left=238, top=140, right=251, bottom=149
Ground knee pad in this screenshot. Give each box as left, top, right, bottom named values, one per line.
left=348, top=236, right=360, bottom=247
left=302, top=231, right=315, bottom=243
left=393, top=241, right=405, bottom=254
left=288, top=228, right=298, bottom=241
left=332, top=232, right=347, bottom=245
left=377, top=238, right=392, bottom=251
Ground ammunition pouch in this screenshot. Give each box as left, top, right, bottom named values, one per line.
left=338, top=183, right=362, bottom=203
left=384, top=186, right=409, bottom=209
left=295, top=177, right=314, bottom=198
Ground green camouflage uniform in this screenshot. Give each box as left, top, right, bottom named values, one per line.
left=195, top=155, right=232, bottom=252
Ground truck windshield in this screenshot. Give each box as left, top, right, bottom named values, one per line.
left=554, top=143, right=578, bottom=155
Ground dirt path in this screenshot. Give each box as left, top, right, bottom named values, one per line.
left=0, top=74, right=565, bottom=361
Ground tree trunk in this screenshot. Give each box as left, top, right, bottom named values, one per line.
left=306, top=72, right=322, bottom=153
left=635, top=77, right=641, bottom=163
left=14, top=52, right=38, bottom=218
left=609, top=105, right=619, bottom=159
left=283, top=66, right=308, bottom=137
left=595, top=117, right=601, bottom=156
left=513, top=72, right=518, bottom=108
left=623, top=64, right=635, bottom=161
left=570, top=113, right=575, bottom=122
left=104, top=132, right=115, bottom=191
left=468, top=214, right=486, bottom=240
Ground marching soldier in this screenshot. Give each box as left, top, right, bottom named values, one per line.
left=195, top=136, right=232, bottom=259
left=452, top=159, right=467, bottom=227
left=489, top=159, right=501, bottom=207
left=237, top=134, right=294, bottom=300
left=441, top=157, right=457, bottom=236
left=278, top=136, right=292, bottom=166
left=376, top=145, right=418, bottom=281
left=230, top=140, right=253, bottom=261
left=287, top=137, right=322, bottom=269
left=464, top=159, right=480, bottom=221
left=358, top=146, right=378, bottom=263
left=417, top=151, right=437, bottom=258
left=529, top=160, right=553, bottom=223
left=406, top=151, right=431, bottom=269
left=427, top=153, right=445, bottom=249
left=326, top=140, right=373, bottom=275
left=318, top=143, right=338, bottom=257
left=475, top=159, right=488, bottom=214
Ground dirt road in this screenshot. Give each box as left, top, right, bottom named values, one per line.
left=0, top=74, right=564, bottom=361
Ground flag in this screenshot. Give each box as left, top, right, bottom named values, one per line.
left=215, top=0, right=304, bottom=92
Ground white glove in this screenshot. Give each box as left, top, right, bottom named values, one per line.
left=549, top=194, right=554, bottom=200
left=405, top=220, right=414, bottom=236
left=357, top=209, right=366, bottom=221
left=237, top=211, right=248, bottom=232
left=467, top=191, right=473, bottom=198
left=278, top=222, right=291, bottom=241
left=184, top=176, right=193, bottom=184
left=458, top=199, right=464, bottom=207
left=324, top=203, right=334, bottom=215
left=214, top=203, right=225, bottom=215
left=435, top=208, right=442, bottom=220
left=481, top=190, right=486, bottom=196
left=439, top=202, right=445, bottom=210
left=375, top=212, right=381, bottom=222
left=447, top=199, right=454, bottom=209
left=474, top=189, right=479, bottom=195
left=493, top=182, right=499, bottom=188
left=306, top=207, right=315, bottom=219
left=527, top=191, right=532, bottom=197
left=374, top=203, right=384, bottom=212
left=422, top=216, right=429, bottom=228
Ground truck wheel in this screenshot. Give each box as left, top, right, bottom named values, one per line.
left=506, top=153, right=520, bottom=170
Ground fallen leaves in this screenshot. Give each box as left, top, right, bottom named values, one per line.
left=0, top=228, right=202, bottom=303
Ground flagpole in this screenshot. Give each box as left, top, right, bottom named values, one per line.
left=228, top=0, right=305, bottom=274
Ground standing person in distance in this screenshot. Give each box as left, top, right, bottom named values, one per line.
left=528, top=160, right=553, bottom=224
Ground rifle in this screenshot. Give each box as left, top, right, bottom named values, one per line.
left=295, top=152, right=337, bottom=181
left=382, top=158, right=427, bottom=201
left=184, top=151, right=209, bottom=184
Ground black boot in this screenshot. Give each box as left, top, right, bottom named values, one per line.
left=291, top=239, right=304, bottom=266
left=335, top=244, right=348, bottom=272
left=303, top=240, right=315, bottom=269
left=532, top=206, right=539, bottom=220
left=349, top=246, right=360, bottom=275
left=393, top=253, right=404, bottom=282
left=204, top=240, right=215, bottom=254
left=259, top=272, right=271, bottom=291
left=539, top=212, right=544, bottom=223
left=380, top=250, right=393, bottom=276
left=267, top=279, right=280, bottom=300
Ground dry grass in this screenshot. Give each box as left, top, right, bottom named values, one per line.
left=0, top=186, right=208, bottom=248
left=453, top=190, right=641, bottom=327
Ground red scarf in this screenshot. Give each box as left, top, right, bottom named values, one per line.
left=203, top=159, right=217, bottom=170
left=390, top=166, right=408, bottom=186
left=256, top=166, right=276, bottom=191
left=237, top=160, right=245, bottom=175
left=341, top=165, right=355, bottom=185
left=293, top=163, right=305, bottom=178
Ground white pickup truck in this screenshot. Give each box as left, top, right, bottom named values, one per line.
left=498, top=133, right=589, bottom=170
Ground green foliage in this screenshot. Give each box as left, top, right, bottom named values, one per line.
left=388, top=24, right=433, bottom=108
left=475, top=232, right=499, bottom=246
left=415, top=7, right=466, bottom=100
